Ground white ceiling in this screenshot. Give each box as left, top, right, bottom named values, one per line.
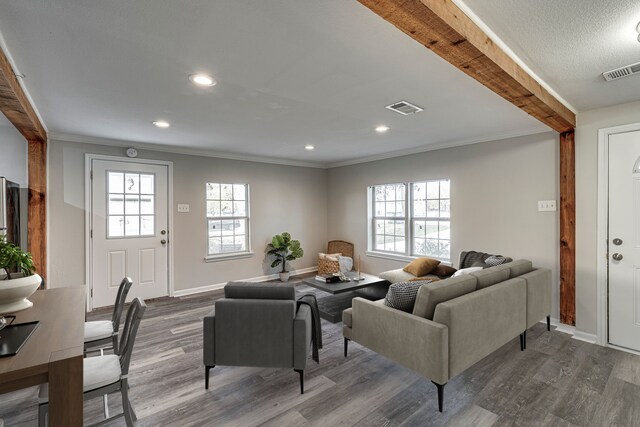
left=460, top=0, right=640, bottom=112
left=0, top=0, right=551, bottom=166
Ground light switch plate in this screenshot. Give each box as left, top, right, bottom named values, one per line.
left=538, top=200, right=557, bottom=212
left=177, top=204, right=190, bottom=213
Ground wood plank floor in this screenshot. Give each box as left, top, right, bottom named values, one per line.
left=2, top=280, right=640, bottom=426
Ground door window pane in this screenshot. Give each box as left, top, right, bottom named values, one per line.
left=107, top=171, right=156, bottom=238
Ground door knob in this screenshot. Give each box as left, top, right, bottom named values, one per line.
left=160, top=239, right=167, bottom=245
left=612, top=253, right=623, bottom=261
left=161, top=230, right=167, bottom=235
left=613, top=238, right=623, bottom=246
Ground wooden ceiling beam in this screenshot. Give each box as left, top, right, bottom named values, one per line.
left=0, top=43, right=46, bottom=142
left=358, top=0, right=576, bottom=133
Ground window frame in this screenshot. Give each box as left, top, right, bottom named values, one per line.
left=204, top=182, right=253, bottom=262
left=367, top=179, right=451, bottom=263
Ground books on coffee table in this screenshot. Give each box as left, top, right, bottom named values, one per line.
left=315, top=274, right=341, bottom=283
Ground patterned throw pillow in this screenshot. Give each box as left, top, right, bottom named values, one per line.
left=485, top=255, right=508, bottom=266
left=383, top=280, right=432, bottom=312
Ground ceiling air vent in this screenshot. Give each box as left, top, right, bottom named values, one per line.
left=603, top=61, right=640, bottom=82
left=385, top=100, right=423, bottom=115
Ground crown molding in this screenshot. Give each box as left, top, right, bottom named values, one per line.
left=326, top=127, right=553, bottom=169
left=49, top=132, right=326, bottom=169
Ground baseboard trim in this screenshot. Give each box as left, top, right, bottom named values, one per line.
left=172, top=266, right=318, bottom=297
left=573, top=330, right=598, bottom=344
left=542, top=317, right=599, bottom=345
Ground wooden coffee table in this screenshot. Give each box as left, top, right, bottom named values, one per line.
left=301, top=272, right=389, bottom=322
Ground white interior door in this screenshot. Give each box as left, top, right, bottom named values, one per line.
left=91, top=159, right=169, bottom=308
left=608, top=130, right=640, bottom=351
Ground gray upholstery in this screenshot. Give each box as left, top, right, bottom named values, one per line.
left=519, top=268, right=552, bottom=328
left=470, top=264, right=511, bottom=289
left=203, top=281, right=311, bottom=371
left=350, top=297, right=449, bottom=385
left=433, top=278, right=526, bottom=378
left=342, top=307, right=353, bottom=327
left=224, top=281, right=295, bottom=300
left=412, top=275, right=477, bottom=320
left=507, top=259, right=534, bottom=278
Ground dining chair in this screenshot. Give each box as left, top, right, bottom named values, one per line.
left=38, top=297, right=146, bottom=427
left=84, top=277, right=133, bottom=355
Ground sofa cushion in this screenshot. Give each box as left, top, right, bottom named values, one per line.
left=403, top=257, right=441, bottom=277
left=384, top=281, right=430, bottom=312
left=224, top=281, right=295, bottom=300
left=431, top=264, right=457, bottom=277
left=470, top=265, right=511, bottom=289
left=507, top=259, right=534, bottom=278
left=412, top=275, right=478, bottom=320
left=342, top=307, right=353, bottom=327
left=379, top=268, right=416, bottom=283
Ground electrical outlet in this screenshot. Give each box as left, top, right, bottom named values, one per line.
left=538, top=200, right=557, bottom=212
left=177, top=204, right=190, bottom=213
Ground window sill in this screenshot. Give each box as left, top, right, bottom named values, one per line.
left=204, top=252, right=254, bottom=263
left=365, top=251, right=451, bottom=265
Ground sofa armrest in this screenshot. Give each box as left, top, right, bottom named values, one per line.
left=293, top=304, right=312, bottom=370
left=433, top=278, right=526, bottom=379
left=203, top=310, right=215, bottom=366
left=519, top=268, right=552, bottom=328
left=351, top=297, right=449, bottom=384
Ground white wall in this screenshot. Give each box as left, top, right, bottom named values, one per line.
left=575, top=100, right=640, bottom=335
left=48, top=139, right=328, bottom=292
left=326, top=132, right=561, bottom=320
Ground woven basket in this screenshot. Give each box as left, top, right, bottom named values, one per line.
left=317, top=258, right=340, bottom=275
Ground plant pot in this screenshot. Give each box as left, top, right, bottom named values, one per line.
left=279, top=272, right=290, bottom=282
left=0, top=273, right=41, bottom=314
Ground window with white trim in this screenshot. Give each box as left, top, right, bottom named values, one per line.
left=369, top=179, right=451, bottom=262
left=206, top=183, right=250, bottom=257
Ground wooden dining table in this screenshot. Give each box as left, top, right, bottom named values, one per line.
left=0, top=287, right=85, bottom=426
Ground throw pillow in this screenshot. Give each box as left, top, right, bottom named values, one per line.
left=383, top=280, right=431, bottom=312
left=452, top=266, right=483, bottom=277
left=403, top=257, right=441, bottom=277
left=485, top=255, right=508, bottom=266
left=431, top=264, right=457, bottom=277
left=318, top=252, right=342, bottom=261
left=338, top=256, right=353, bottom=272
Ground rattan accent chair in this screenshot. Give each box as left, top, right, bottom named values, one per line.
left=317, top=240, right=354, bottom=275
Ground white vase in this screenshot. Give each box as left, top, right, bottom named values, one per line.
left=0, top=273, right=41, bottom=314
left=279, top=272, right=290, bottom=282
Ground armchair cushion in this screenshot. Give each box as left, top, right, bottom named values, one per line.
left=224, top=281, right=295, bottom=300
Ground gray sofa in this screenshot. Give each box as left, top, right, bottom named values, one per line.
left=203, top=281, right=312, bottom=393
left=342, top=259, right=551, bottom=412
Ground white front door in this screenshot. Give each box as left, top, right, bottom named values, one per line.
left=91, top=159, right=169, bottom=308
left=608, top=130, right=640, bottom=351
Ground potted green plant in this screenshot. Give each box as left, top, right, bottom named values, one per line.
left=0, top=234, right=41, bottom=314
left=267, top=232, right=304, bottom=282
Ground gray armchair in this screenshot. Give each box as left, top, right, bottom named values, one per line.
left=203, top=281, right=312, bottom=393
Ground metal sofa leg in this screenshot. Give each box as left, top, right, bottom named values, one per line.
left=431, top=381, right=446, bottom=412
left=294, top=369, right=304, bottom=394
left=519, top=332, right=526, bottom=351
left=344, top=337, right=349, bottom=358
left=547, top=315, right=551, bottom=331
left=205, top=365, right=214, bottom=390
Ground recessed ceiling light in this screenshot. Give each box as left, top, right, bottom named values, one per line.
left=305, top=144, right=315, bottom=151
left=376, top=125, right=390, bottom=133
left=189, top=73, right=216, bottom=87
left=153, top=120, right=170, bottom=128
